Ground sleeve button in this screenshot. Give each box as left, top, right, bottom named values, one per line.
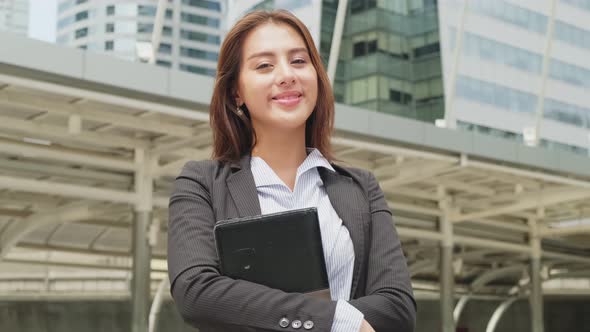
left=291, top=320, right=302, bottom=329
left=303, top=320, right=314, bottom=330
left=279, top=317, right=290, bottom=328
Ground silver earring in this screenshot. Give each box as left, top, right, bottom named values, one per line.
left=236, top=106, right=244, bottom=117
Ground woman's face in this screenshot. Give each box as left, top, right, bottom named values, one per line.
left=235, top=22, right=318, bottom=135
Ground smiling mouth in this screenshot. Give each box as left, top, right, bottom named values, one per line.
left=272, top=91, right=303, bottom=106
left=272, top=93, right=303, bottom=107
left=272, top=93, right=302, bottom=101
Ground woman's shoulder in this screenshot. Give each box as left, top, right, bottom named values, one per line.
left=176, top=159, right=234, bottom=184
left=331, top=163, right=375, bottom=185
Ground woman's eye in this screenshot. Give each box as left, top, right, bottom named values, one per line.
left=256, top=63, right=272, bottom=70
left=292, top=59, right=306, bottom=64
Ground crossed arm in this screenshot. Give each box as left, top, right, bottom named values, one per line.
left=167, top=162, right=416, bottom=331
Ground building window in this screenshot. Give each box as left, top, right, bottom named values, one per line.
left=137, top=24, right=173, bottom=36
left=180, top=12, right=220, bottom=28
left=413, top=43, right=440, bottom=58
left=180, top=29, right=220, bottom=44
left=75, top=27, right=88, bottom=39
left=138, top=5, right=173, bottom=18
left=353, top=40, right=377, bottom=58
left=75, top=11, right=88, bottom=21
left=158, top=43, right=172, bottom=54
left=76, top=0, right=88, bottom=4
left=353, top=42, right=367, bottom=57
left=78, top=44, right=87, bottom=50
left=138, top=5, right=156, bottom=16
left=105, top=40, right=114, bottom=50
left=137, top=23, right=153, bottom=33
left=179, top=63, right=216, bottom=76
left=181, top=0, right=221, bottom=11
left=156, top=60, right=172, bottom=68
left=389, top=89, right=412, bottom=105
left=106, top=5, right=115, bottom=16
left=180, top=47, right=218, bottom=61
left=351, top=0, right=377, bottom=14
left=106, top=23, right=114, bottom=33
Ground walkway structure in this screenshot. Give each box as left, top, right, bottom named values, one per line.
left=1, top=32, right=590, bottom=331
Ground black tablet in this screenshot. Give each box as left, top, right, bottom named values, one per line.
left=214, top=207, right=329, bottom=293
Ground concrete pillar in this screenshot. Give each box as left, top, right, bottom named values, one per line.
left=131, top=148, right=155, bottom=332
left=530, top=257, right=544, bottom=332
left=327, top=0, right=348, bottom=84
left=131, top=210, right=152, bottom=332
left=438, top=187, right=455, bottom=332
left=529, top=214, right=544, bottom=332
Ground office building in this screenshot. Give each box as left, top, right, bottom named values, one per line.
left=0, top=0, right=28, bottom=35
left=56, top=0, right=226, bottom=76
left=230, top=0, right=590, bottom=155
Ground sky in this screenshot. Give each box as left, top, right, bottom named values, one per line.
left=28, top=0, right=57, bottom=42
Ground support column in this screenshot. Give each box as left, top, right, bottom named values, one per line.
left=327, top=0, right=348, bottom=84
left=438, top=187, right=455, bottom=332
left=131, top=148, right=155, bottom=332
left=529, top=211, right=544, bottom=332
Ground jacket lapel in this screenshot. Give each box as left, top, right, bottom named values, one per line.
left=226, top=154, right=262, bottom=218
left=319, top=167, right=368, bottom=299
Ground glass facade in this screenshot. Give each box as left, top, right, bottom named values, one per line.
left=180, top=29, right=221, bottom=44
left=550, top=59, right=590, bottom=88
left=455, top=76, right=537, bottom=114
left=468, top=0, right=548, bottom=34
left=461, top=32, right=543, bottom=74
left=181, top=0, right=222, bottom=11
left=555, top=21, right=590, bottom=50
left=57, top=0, right=224, bottom=77
left=321, top=0, right=444, bottom=122
left=439, top=0, right=590, bottom=156
left=561, top=0, right=590, bottom=11
left=544, top=99, right=590, bottom=128
left=180, top=12, right=220, bottom=27
left=179, top=63, right=217, bottom=76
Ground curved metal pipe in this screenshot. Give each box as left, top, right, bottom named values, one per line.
left=485, top=297, right=518, bottom=332
left=453, top=294, right=471, bottom=324
left=148, top=276, right=170, bottom=332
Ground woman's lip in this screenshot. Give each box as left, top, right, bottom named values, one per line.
left=272, top=95, right=302, bottom=107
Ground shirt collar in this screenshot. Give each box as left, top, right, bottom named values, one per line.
left=250, top=148, right=335, bottom=188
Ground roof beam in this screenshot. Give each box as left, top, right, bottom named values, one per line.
left=0, top=91, right=197, bottom=137
left=0, top=159, right=131, bottom=184
left=0, top=73, right=209, bottom=121
left=380, top=163, right=461, bottom=188
left=0, top=115, right=148, bottom=149
left=0, top=202, right=94, bottom=258
left=0, top=175, right=137, bottom=204
left=451, top=187, right=590, bottom=223
left=0, top=138, right=136, bottom=171
left=539, top=224, right=590, bottom=237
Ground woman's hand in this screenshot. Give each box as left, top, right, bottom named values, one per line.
left=359, top=319, right=375, bottom=332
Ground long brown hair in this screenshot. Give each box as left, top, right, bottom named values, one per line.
left=210, top=10, right=335, bottom=163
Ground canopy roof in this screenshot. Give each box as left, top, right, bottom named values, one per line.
left=1, top=32, right=589, bottom=300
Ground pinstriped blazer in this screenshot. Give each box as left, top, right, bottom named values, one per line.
left=168, top=154, right=416, bottom=332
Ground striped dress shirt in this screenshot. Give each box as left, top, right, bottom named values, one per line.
left=250, top=149, right=364, bottom=332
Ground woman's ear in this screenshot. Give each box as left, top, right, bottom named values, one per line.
left=234, top=90, right=243, bottom=108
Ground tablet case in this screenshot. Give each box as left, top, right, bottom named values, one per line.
left=214, top=207, right=329, bottom=293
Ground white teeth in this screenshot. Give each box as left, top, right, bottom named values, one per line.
left=275, top=95, right=300, bottom=100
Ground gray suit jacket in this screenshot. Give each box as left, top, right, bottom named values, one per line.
left=168, top=154, right=416, bottom=332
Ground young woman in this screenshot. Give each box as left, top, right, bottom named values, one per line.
left=168, top=10, right=416, bottom=332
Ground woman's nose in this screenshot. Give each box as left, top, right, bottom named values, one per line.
left=276, top=61, right=296, bottom=86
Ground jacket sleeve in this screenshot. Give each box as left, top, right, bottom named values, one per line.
left=348, top=171, right=417, bottom=332
left=167, top=161, right=337, bottom=331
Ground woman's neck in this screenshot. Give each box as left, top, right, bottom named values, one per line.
left=251, top=126, right=307, bottom=191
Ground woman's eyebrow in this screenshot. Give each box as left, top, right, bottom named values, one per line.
left=246, top=47, right=308, bottom=61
